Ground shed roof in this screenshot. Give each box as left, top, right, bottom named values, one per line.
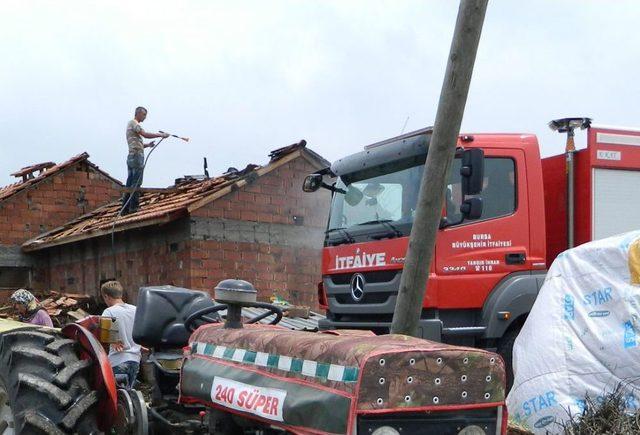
left=23, top=142, right=327, bottom=251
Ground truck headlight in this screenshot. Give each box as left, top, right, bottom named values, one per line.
left=372, top=426, right=400, bottom=435
left=458, top=425, right=486, bottom=435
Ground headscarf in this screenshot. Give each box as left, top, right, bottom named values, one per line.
left=10, top=289, right=40, bottom=321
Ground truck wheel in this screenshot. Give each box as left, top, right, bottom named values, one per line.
left=497, top=325, right=521, bottom=391
left=0, top=328, right=99, bottom=434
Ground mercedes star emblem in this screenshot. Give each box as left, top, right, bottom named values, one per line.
left=350, top=273, right=365, bottom=302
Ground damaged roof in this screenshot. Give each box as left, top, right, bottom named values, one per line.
left=0, top=152, right=122, bottom=203
left=23, top=141, right=327, bottom=251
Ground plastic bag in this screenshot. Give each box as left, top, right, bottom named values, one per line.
left=506, top=231, right=640, bottom=433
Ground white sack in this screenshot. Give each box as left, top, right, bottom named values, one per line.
left=506, top=230, right=640, bottom=433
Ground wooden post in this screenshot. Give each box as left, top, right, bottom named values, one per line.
left=390, top=0, right=488, bottom=336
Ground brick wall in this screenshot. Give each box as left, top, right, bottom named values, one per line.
left=0, top=161, right=122, bottom=246
left=39, top=154, right=331, bottom=308
left=189, top=155, right=330, bottom=307
left=43, top=221, right=191, bottom=302
left=189, top=240, right=321, bottom=306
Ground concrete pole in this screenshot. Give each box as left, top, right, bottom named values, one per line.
left=390, top=0, right=488, bottom=336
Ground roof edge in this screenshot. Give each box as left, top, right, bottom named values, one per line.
left=84, top=160, right=123, bottom=186
left=22, top=144, right=330, bottom=250
left=300, top=147, right=331, bottom=169
left=0, top=152, right=123, bottom=204
left=23, top=210, right=183, bottom=252
left=186, top=149, right=303, bottom=215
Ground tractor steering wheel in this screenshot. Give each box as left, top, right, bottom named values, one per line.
left=184, top=302, right=284, bottom=332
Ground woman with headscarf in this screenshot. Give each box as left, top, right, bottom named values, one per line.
left=10, top=289, right=53, bottom=327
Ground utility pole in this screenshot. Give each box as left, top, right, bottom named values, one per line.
left=390, top=0, right=488, bottom=336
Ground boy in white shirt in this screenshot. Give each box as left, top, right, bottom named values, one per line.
left=101, top=280, right=141, bottom=388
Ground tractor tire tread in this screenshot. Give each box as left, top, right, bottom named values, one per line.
left=18, top=373, right=72, bottom=408
left=46, top=338, right=76, bottom=353
left=60, top=391, right=99, bottom=430
left=24, top=410, right=65, bottom=435
left=0, top=328, right=99, bottom=434
left=3, top=330, right=55, bottom=344
left=12, top=346, right=63, bottom=369
left=54, top=359, right=92, bottom=387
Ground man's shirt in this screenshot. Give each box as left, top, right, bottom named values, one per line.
left=126, top=119, right=145, bottom=155
left=102, top=303, right=142, bottom=367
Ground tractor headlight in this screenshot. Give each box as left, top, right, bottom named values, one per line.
left=457, top=425, right=486, bottom=435
left=372, top=426, right=400, bottom=435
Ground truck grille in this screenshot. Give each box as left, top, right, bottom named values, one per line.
left=335, top=293, right=391, bottom=304
left=328, top=270, right=399, bottom=285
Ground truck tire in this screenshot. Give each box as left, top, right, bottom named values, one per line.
left=497, top=325, right=521, bottom=391
left=0, top=328, right=99, bottom=434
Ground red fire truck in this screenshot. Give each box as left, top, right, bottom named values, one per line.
left=304, top=118, right=640, bottom=384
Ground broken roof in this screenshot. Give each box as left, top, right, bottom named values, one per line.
left=0, top=152, right=122, bottom=203
left=11, top=161, right=55, bottom=179
left=23, top=141, right=327, bottom=251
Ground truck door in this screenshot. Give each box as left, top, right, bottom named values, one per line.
left=433, top=149, right=529, bottom=310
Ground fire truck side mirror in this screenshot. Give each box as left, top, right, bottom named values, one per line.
left=460, top=148, right=484, bottom=195
left=303, top=174, right=323, bottom=192
left=460, top=197, right=483, bottom=220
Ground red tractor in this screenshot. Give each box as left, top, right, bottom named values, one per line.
left=0, top=280, right=507, bottom=434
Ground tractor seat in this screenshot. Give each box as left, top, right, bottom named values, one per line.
left=133, top=286, right=218, bottom=348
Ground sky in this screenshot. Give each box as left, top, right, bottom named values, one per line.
left=1, top=0, right=639, bottom=188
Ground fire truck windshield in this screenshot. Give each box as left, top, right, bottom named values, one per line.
left=327, top=163, right=424, bottom=243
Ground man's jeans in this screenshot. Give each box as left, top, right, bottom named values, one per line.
left=113, top=361, right=140, bottom=389
left=123, top=153, right=144, bottom=213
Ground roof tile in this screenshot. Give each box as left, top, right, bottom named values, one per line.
left=23, top=144, right=323, bottom=251
left=0, top=152, right=121, bottom=203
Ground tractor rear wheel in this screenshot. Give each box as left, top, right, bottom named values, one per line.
left=0, top=328, right=99, bottom=434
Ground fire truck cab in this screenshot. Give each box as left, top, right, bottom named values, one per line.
left=306, top=121, right=640, bottom=383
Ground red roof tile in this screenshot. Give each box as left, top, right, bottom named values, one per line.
left=23, top=143, right=325, bottom=251
left=0, top=152, right=122, bottom=203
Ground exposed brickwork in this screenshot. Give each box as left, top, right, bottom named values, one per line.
left=44, top=222, right=191, bottom=302
left=189, top=156, right=328, bottom=306
left=189, top=240, right=321, bottom=307
left=0, top=161, right=121, bottom=245
left=38, top=154, right=330, bottom=308
left=191, top=157, right=328, bottom=228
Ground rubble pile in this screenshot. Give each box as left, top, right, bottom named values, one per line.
left=0, top=291, right=100, bottom=326
left=39, top=291, right=97, bottom=325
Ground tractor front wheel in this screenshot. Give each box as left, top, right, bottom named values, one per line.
left=0, top=328, right=100, bottom=434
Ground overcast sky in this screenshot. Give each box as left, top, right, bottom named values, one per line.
left=1, top=1, right=639, bottom=187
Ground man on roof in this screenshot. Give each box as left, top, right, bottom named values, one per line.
left=122, top=107, right=169, bottom=215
